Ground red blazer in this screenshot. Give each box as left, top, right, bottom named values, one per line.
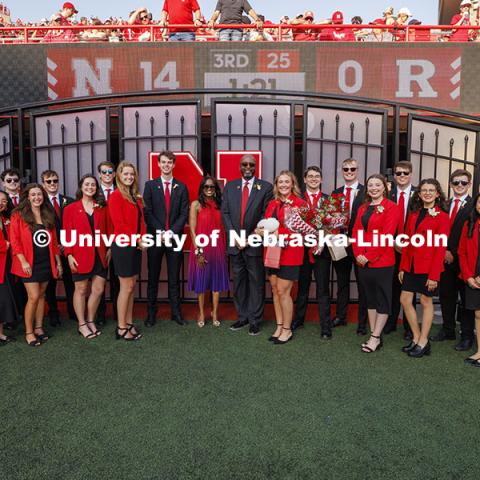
left=9, top=213, right=60, bottom=279
left=108, top=190, right=146, bottom=237
left=399, top=206, right=450, bottom=281
left=263, top=195, right=307, bottom=267
left=352, top=198, right=399, bottom=268
left=0, top=218, right=10, bottom=284
left=458, top=220, right=479, bottom=282
left=63, top=201, right=111, bottom=274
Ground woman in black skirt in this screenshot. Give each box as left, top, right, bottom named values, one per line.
left=0, top=191, right=17, bottom=345
left=352, top=174, right=400, bottom=353
left=108, top=161, right=146, bottom=341
left=458, top=193, right=480, bottom=368
left=63, top=175, right=110, bottom=339
left=10, top=184, right=62, bottom=346
left=399, top=179, right=450, bottom=358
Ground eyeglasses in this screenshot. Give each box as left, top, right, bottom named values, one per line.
left=140, top=16, right=148, bottom=20
left=241, top=162, right=255, bottom=167
left=204, top=185, right=215, bottom=190
left=343, top=167, right=357, bottom=172
left=45, top=179, right=59, bottom=184
left=101, top=169, right=114, bottom=174
left=395, top=171, right=411, bottom=177
left=5, top=178, right=19, bottom=184
left=451, top=180, right=469, bottom=187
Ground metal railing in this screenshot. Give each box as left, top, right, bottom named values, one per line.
left=1, top=23, right=480, bottom=44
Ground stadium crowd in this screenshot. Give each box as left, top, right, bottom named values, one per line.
left=1, top=1, right=480, bottom=43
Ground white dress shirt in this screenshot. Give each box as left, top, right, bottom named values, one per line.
left=242, top=177, right=256, bottom=195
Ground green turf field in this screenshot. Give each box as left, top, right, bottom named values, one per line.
left=3, top=321, right=479, bottom=480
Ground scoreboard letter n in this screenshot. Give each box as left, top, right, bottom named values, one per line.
left=72, top=58, right=113, bottom=97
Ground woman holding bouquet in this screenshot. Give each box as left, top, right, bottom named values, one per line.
left=399, top=179, right=450, bottom=358
left=352, top=174, right=400, bottom=353
left=63, top=175, right=110, bottom=339
left=257, top=170, right=306, bottom=345
left=456, top=193, right=480, bottom=368
left=188, top=176, right=229, bottom=327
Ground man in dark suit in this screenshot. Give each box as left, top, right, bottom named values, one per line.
left=42, top=169, right=76, bottom=326
left=331, top=158, right=368, bottom=335
left=292, top=166, right=332, bottom=338
left=221, top=154, right=273, bottom=335
left=143, top=150, right=189, bottom=327
left=433, top=169, right=474, bottom=350
left=385, top=160, right=415, bottom=340
left=0, top=168, right=21, bottom=215
left=96, top=161, right=119, bottom=326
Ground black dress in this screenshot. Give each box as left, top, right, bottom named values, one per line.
left=357, top=205, right=394, bottom=315
left=0, top=221, right=18, bottom=325
left=402, top=208, right=438, bottom=297
left=112, top=196, right=142, bottom=277
left=22, top=224, right=52, bottom=284
left=465, top=226, right=480, bottom=310
left=72, top=212, right=108, bottom=282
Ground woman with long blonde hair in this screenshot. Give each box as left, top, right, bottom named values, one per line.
left=108, top=161, right=146, bottom=341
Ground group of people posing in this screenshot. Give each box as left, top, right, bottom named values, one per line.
left=0, top=153, right=479, bottom=368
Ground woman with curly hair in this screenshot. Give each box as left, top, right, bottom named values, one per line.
left=63, top=175, right=111, bottom=339
left=399, top=178, right=450, bottom=357
left=188, top=175, right=229, bottom=327
left=108, top=161, right=146, bottom=341
left=9, top=183, right=62, bottom=346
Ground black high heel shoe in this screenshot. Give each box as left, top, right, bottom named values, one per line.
left=127, top=323, right=143, bottom=339
left=116, top=327, right=141, bottom=341
left=34, top=326, right=51, bottom=343
left=408, top=341, right=431, bottom=358
left=273, top=328, right=293, bottom=345
left=361, top=334, right=382, bottom=353
left=86, top=321, right=101, bottom=337
left=78, top=323, right=96, bottom=340
left=25, top=332, right=41, bottom=347
left=402, top=341, right=416, bottom=353
left=268, top=323, right=283, bottom=342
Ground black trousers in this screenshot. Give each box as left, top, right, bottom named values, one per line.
left=386, top=252, right=413, bottom=333
left=230, top=251, right=265, bottom=326
left=97, top=258, right=119, bottom=322
left=332, top=254, right=368, bottom=328
left=147, top=246, right=183, bottom=317
left=439, top=262, right=475, bottom=340
left=46, top=255, right=76, bottom=321
left=294, top=250, right=332, bottom=333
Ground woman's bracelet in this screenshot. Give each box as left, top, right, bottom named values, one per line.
left=194, top=248, right=204, bottom=257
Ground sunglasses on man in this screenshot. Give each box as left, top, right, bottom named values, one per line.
left=45, top=178, right=59, bottom=184
left=5, top=177, right=19, bottom=184
left=394, top=171, right=410, bottom=177
left=343, top=167, right=357, bottom=172
left=451, top=180, right=469, bottom=186
left=101, top=169, right=114, bottom=174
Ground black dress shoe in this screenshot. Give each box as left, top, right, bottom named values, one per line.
left=430, top=330, right=456, bottom=342
left=273, top=329, right=293, bottom=344
left=321, top=332, right=332, bottom=340
left=356, top=327, right=367, bottom=336
left=248, top=325, right=260, bottom=336
left=402, top=341, right=417, bottom=353
left=144, top=316, right=156, bottom=327
left=408, top=342, right=431, bottom=358
left=464, top=357, right=477, bottom=365
left=291, top=320, right=304, bottom=331
left=455, top=338, right=474, bottom=351
left=172, top=316, right=187, bottom=326
left=403, top=331, right=413, bottom=341
left=230, top=320, right=249, bottom=331
left=332, top=318, right=347, bottom=327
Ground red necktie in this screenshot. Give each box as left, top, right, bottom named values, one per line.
left=12, top=195, right=18, bottom=206
left=105, top=188, right=111, bottom=201
left=398, top=191, right=405, bottom=234
left=52, top=196, right=61, bottom=217
left=345, top=187, right=352, bottom=212
left=240, top=181, right=249, bottom=227
left=450, top=199, right=460, bottom=226
left=164, top=181, right=170, bottom=230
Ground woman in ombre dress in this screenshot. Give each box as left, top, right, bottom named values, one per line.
left=188, top=176, right=229, bottom=328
